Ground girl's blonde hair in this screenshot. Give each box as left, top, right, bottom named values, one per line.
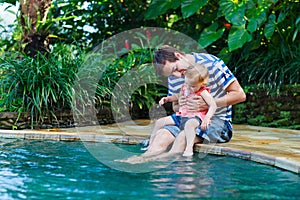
left=185, top=63, right=209, bottom=83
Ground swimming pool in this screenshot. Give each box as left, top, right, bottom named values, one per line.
left=1, top=139, right=299, bottom=199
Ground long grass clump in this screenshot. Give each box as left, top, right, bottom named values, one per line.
left=0, top=44, right=84, bottom=128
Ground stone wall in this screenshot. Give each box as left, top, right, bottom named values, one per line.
left=0, top=112, right=74, bottom=129
left=0, top=112, right=29, bottom=129
left=233, top=85, right=300, bottom=130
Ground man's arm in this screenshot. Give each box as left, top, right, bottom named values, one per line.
left=186, top=80, right=246, bottom=111
left=171, top=93, right=182, bottom=112
left=172, top=101, right=179, bottom=112
left=215, top=80, right=246, bottom=107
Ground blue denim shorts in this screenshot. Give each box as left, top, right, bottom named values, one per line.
left=196, top=117, right=232, bottom=143
left=180, top=116, right=203, bottom=130
left=163, top=114, right=233, bottom=143
left=162, top=113, right=181, bottom=137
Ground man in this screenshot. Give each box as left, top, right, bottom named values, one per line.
left=142, top=45, right=246, bottom=155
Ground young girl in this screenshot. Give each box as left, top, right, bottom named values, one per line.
left=158, top=63, right=217, bottom=156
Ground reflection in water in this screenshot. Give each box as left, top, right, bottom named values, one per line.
left=150, top=157, right=216, bottom=198
left=0, top=139, right=300, bottom=199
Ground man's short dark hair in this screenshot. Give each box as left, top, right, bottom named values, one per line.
left=153, top=45, right=185, bottom=75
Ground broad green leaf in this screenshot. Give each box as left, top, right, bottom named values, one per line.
left=247, top=18, right=257, bottom=33
left=277, top=12, right=286, bottom=23
left=246, top=4, right=268, bottom=26
left=220, top=0, right=246, bottom=26
left=228, top=26, right=252, bottom=51
left=230, top=11, right=246, bottom=26
left=264, top=14, right=276, bottom=39
left=144, top=0, right=181, bottom=19
left=181, top=0, right=208, bottom=18
left=269, top=0, right=278, bottom=4
left=219, top=0, right=235, bottom=16
left=198, top=22, right=225, bottom=48
left=245, top=0, right=256, bottom=10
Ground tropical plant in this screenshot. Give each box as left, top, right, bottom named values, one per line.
left=19, top=0, right=52, bottom=57
left=144, top=0, right=300, bottom=58
left=144, top=0, right=300, bottom=90
left=229, top=42, right=300, bottom=88
left=0, top=43, right=83, bottom=127
left=93, top=47, right=166, bottom=119
left=49, top=0, right=165, bottom=48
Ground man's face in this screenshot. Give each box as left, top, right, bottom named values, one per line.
left=162, top=58, right=188, bottom=78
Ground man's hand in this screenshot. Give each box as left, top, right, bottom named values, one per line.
left=186, top=95, right=209, bottom=112
left=178, top=95, right=186, bottom=107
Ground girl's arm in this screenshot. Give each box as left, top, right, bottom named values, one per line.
left=186, top=80, right=246, bottom=112
left=200, top=90, right=217, bottom=129
left=159, top=94, right=179, bottom=106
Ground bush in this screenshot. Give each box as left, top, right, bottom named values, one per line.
left=0, top=44, right=83, bottom=128
left=0, top=43, right=167, bottom=128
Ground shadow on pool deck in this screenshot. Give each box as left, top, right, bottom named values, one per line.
left=0, top=119, right=299, bottom=174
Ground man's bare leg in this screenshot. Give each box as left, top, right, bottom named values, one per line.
left=146, top=131, right=186, bottom=161
left=147, top=116, right=175, bottom=149
left=143, top=128, right=175, bottom=156
left=116, top=128, right=175, bottom=163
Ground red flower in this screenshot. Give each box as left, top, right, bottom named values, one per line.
left=125, top=40, right=130, bottom=50
left=224, top=23, right=231, bottom=30
left=146, top=30, right=151, bottom=40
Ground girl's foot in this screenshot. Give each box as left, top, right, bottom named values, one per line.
left=182, top=151, right=193, bottom=157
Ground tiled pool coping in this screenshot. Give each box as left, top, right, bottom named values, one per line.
left=0, top=122, right=299, bottom=174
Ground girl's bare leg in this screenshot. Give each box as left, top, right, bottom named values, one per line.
left=183, top=119, right=200, bottom=156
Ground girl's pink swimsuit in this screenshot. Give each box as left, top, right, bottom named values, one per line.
left=177, top=85, right=210, bottom=120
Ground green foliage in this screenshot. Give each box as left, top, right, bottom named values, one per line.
left=94, top=47, right=166, bottom=118
left=0, top=0, right=16, bottom=4
left=198, top=22, right=225, bottom=48
left=143, top=0, right=300, bottom=94
left=49, top=0, right=165, bottom=48
left=0, top=44, right=83, bottom=127
left=181, top=0, right=208, bottom=19
left=0, top=0, right=299, bottom=129
left=0, top=28, right=167, bottom=128
left=144, top=0, right=181, bottom=19
left=229, top=42, right=300, bottom=88
left=145, top=0, right=300, bottom=55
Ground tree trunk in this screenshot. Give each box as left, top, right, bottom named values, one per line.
left=20, top=0, right=52, bottom=57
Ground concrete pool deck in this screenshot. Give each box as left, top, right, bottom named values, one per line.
left=0, top=120, right=299, bottom=174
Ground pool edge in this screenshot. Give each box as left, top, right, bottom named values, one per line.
left=194, top=144, right=300, bottom=174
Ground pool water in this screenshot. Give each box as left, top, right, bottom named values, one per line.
left=0, top=139, right=299, bottom=199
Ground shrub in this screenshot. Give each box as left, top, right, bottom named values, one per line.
left=0, top=44, right=83, bottom=128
